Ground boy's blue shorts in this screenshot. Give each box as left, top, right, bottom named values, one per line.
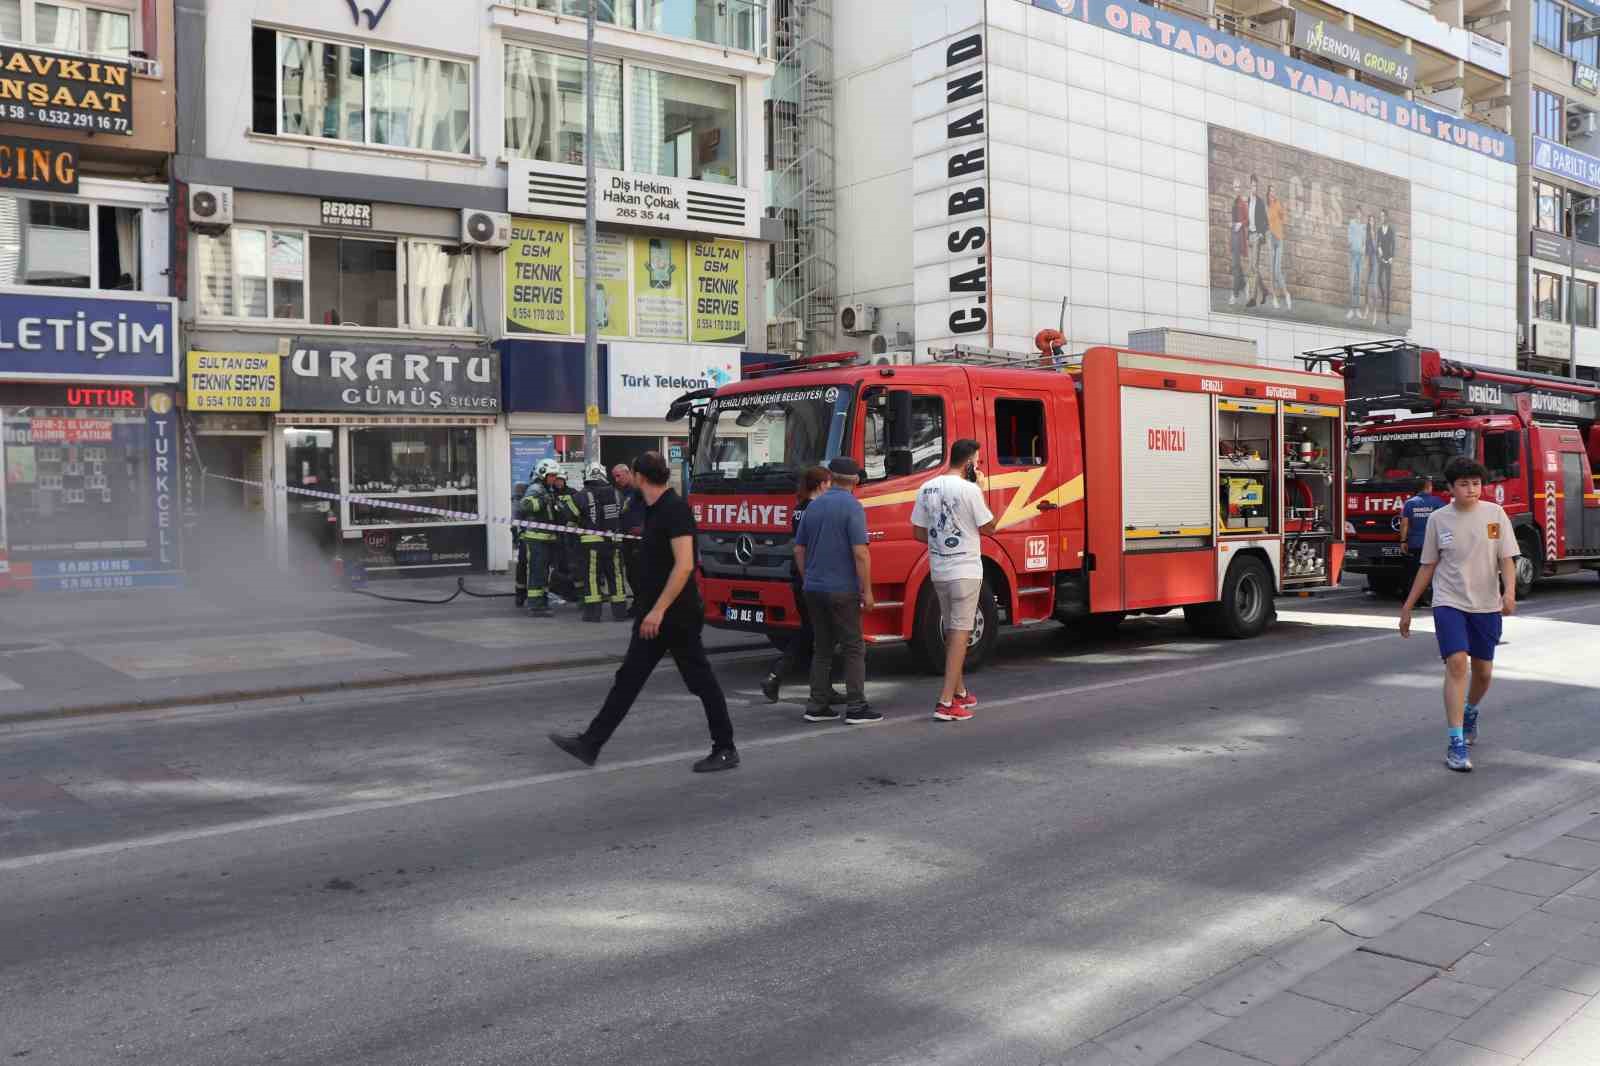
left=1433, top=605, right=1502, bottom=662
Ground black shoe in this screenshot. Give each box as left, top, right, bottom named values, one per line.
left=549, top=732, right=599, bottom=767
left=611, top=603, right=631, bottom=622
left=582, top=603, right=604, bottom=623
left=760, top=673, right=781, bottom=703
left=692, top=747, right=740, bottom=773
left=529, top=597, right=552, bottom=618
left=803, top=705, right=843, bottom=723
left=845, top=705, right=884, bottom=725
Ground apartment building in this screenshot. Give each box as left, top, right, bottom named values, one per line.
left=174, top=0, right=773, bottom=576
left=790, top=0, right=1518, bottom=370
left=0, top=0, right=180, bottom=592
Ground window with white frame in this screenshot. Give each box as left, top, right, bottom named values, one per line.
left=195, top=227, right=473, bottom=331
left=0, top=0, right=136, bottom=58
left=504, top=44, right=622, bottom=167
left=0, top=193, right=142, bottom=290
left=250, top=27, right=472, bottom=156
left=510, top=0, right=768, bottom=54
left=1535, top=269, right=1564, bottom=321
left=502, top=46, right=739, bottom=182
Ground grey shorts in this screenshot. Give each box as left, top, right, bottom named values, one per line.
left=934, top=578, right=982, bottom=632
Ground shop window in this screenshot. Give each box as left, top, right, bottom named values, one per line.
left=0, top=1, right=133, bottom=57
left=254, top=28, right=472, bottom=155
left=862, top=394, right=946, bottom=481
left=1535, top=270, right=1565, bottom=322
left=1535, top=180, right=1566, bottom=235
left=1535, top=0, right=1565, bottom=53
left=1534, top=88, right=1566, bottom=143
left=1574, top=278, right=1597, bottom=328
left=0, top=195, right=145, bottom=290
left=400, top=239, right=474, bottom=330
left=195, top=225, right=305, bottom=321
left=348, top=426, right=479, bottom=527
left=504, top=44, right=622, bottom=168
left=629, top=67, right=738, bottom=184
left=994, top=398, right=1047, bottom=466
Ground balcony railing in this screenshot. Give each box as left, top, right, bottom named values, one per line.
left=508, top=0, right=769, bottom=56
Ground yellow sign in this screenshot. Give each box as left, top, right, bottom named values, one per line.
left=633, top=236, right=687, bottom=340
left=505, top=219, right=573, bottom=336
left=186, top=351, right=282, bottom=413
left=576, top=230, right=631, bottom=339
left=585, top=404, right=601, bottom=426
left=689, top=238, right=746, bottom=345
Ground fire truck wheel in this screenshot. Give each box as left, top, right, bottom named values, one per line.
left=912, top=579, right=999, bottom=675
left=1213, top=556, right=1274, bottom=639
left=1514, top=531, right=1539, bottom=600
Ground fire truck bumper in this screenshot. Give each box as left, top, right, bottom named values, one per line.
left=1343, top=542, right=1407, bottom=575
left=700, top=577, right=803, bottom=634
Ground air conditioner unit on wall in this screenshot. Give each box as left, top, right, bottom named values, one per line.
left=865, top=348, right=914, bottom=366
left=187, top=184, right=233, bottom=230
left=838, top=303, right=879, bottom=336
left=460, top=209, right=512, bottom=249
left=1569, top=112, right=1600, bottom=138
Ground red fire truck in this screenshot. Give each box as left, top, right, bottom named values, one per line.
left=1314, top=340, right=1600, bottom=598
left=672, top=340, right=1347, bottom=671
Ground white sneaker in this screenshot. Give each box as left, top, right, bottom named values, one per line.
left=1273, top=296, right=1281, bottom=309
left=1345, top=309, right=1354, bottom=319
left=1228, top=293, right=1237, bottom=306
left=1285, top=292, right=1292, bottom=310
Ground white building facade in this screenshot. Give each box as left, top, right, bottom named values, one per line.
left=176, top=0, right=773, bottom=575
left=831, top=0, right=1519, bottom=370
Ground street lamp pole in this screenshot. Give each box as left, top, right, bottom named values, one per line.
left=583, top=0, right=601, bottom=466
left=1570, top=199, right=1578, bottom=380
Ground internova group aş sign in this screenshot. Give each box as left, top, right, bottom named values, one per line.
left=1292, top=12, right=1414, bottom=90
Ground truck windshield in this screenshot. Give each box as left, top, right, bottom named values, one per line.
left=691, top=384, right=854, bottom=494
left=1348, top=428, right=1477, bottom=488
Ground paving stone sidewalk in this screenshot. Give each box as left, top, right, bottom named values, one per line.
left=1069, top=816, right=1600, bottom=1066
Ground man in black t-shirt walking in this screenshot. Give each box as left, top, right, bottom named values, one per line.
left=550, top=452, right=738, bottom=773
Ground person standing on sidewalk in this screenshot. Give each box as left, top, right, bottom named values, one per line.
left=910, top=439, right=996, bottom=722
left=548, top=452, right=738, bottom=773
left=761, top=465, right=846, bottom=705
left=613, top=462, right=645, bottom=603
left=1399, top=457, right=1518, bottom=773
left=793, top=457, right=880, bottom=725
left=1398, top=475, right=1445, bottom=607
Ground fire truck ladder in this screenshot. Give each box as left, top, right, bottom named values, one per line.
left=928, top=343, right=1080, bottom=373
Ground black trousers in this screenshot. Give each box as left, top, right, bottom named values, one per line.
left=771, top=584, right=815, bottom=677
left=806, top=592, right=866, bottom=710
left=581, top=619, right=734, bottom=751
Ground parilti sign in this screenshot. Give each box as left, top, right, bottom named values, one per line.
left=0, top=43, right=132, bottom=135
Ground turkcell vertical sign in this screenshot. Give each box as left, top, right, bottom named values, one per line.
left=146, top=389, right=179, bottom=573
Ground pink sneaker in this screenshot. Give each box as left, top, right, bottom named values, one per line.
left=953, top=690, right=978, bottom=709
left=933, top=702, right=973, bottom=722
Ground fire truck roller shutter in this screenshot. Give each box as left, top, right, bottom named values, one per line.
left=1120, top=388, right=1215, bottom=544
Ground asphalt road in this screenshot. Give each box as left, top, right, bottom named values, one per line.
left=3, top=581, right=1600, bottom=1065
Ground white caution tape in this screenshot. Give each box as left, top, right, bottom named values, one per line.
left=185, top=421, right=638, bottom=541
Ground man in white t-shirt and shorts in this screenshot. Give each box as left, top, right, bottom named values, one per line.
left=911, top=438, right=997, bottom=722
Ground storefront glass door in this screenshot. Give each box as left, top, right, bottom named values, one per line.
left=283, top=428, right=339, bottom=569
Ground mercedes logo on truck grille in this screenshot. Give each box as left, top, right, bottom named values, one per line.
left=734, top=534, right=756, bottom=565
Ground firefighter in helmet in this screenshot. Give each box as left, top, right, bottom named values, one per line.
left=573, top=462, right=630, bottom=623
left=520, top=459, right=579, bottom=616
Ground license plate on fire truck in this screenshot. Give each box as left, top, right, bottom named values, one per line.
left=724, top=605, right=766, bottom=625
left=1354, top=544, right=1405, bottom=558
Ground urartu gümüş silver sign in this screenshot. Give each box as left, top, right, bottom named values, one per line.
left=284, top=339, right=500, bottom=413
left=1293, top=12, right=1414, bottom=90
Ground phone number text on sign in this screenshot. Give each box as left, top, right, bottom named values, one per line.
left=185, top=351, right=282, bottom=413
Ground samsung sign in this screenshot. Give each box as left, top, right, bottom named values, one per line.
left=1533, top=135, right=1600, bottom=190
left=0, top=292, right=178, bottom=382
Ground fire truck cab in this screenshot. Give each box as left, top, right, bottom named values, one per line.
left=676, top=341, right=1347, bottom=671
left=1321, top=341, right=1600, bottom=598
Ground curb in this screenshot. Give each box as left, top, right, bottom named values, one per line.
left=0, top=640, right=770, bottom=728
left=1070, top=782, right=1600, bottom=1066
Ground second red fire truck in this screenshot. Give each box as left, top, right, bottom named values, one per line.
left=1313, top=341, right=1600, bottom=598
left=672, top=338, right=1347, bottom=671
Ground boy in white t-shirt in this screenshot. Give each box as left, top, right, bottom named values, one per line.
left=910, top=438, right=996, bottom=722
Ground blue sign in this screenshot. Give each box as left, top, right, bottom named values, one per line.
left=1030, top=0, right=1514, bottom=163
left=511, top=435, right=557, bottom=489
left=1533, top=136, right=1600, bottom=191
left=0, top=292, right=179, bottom=383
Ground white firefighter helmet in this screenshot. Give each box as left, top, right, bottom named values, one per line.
left=534, top=458, right=562, bottom=481
left=585, top=462, right=607, bottom=484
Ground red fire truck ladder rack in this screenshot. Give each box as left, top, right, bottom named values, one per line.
left=927, top=343, right=1080, bottom=372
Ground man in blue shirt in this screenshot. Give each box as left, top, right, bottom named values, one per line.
left=1399, top=475, right=1444, bottom=605
left=793, top=457, right=880, bottom=725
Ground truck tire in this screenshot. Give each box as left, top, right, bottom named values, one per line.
left=1514, top=530, right=1540, bottom=600
left=1213, top=556, right=1275, bottom=639
left=912, top=579, right=1000, bottom=675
